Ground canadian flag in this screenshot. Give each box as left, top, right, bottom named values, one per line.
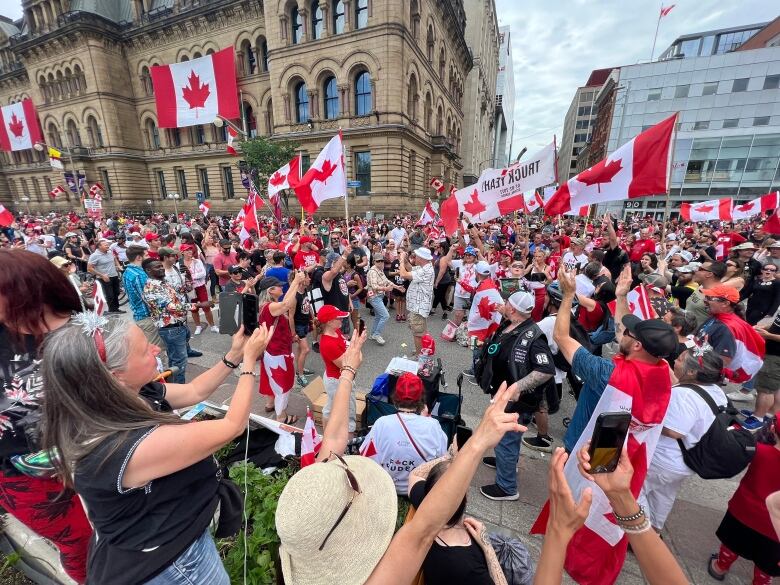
left=49, top=185, right=67, bottom=200
left=199, top=201, right=211, bottom=216
left=291, top=132, right=347, bottom=214
left=417, top=199, right=438, bottom=225
left=564, top=205, right=591, bottom=217
left=607, top=285, right=655, bottom=320
left=731, top=191, right=779, bottom=221
left=660, top=4, right=675, bottom=16
left=268, top=155, right=301, bottom=198
left=151, top=48, right=239, bottom=128
left=715, top=313, right=765, bottom=383
left=0, top=99, right=43, bottom=152
left=300, top=407, right=322, bottom=468
left=258, top=352, right=295, bottom=400
left=545, top=114, right=677, bottom=215
left=532, top=356, right=672, bottom=584
left=239, top=193, right=259, bottom=244
left=467, top=280, right=504, bottom=341
left=523, top=190, right=545, bottom=213
left=680, top=198, right=732, bottom=222
left=92, top=277, right=109, bottom=316
left=88, top=183, right=104, bottom=198
left=226, top=126, right=239, bottom=155
left=0, top=204, right=15, bottom=227
left=429, top=177, right=445, bottom=193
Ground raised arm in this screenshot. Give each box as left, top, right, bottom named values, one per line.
left=604, top=213, right=619, bottom=250
left=553, top=268, right=582, bottom=364
left=613, top=264, right=632, bottom=343
left=269, top=271, right=305, bottom=317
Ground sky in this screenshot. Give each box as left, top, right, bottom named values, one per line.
left=494, top=0, right=779, bottom=158
left=2, top=1, right=777, bottom=159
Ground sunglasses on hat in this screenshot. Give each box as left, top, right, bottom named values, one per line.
left=318, top=452, right=361, bottom=551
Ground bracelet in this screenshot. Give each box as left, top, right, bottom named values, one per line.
left=618, top=517, right=652, bottom=534
left=613, top=505, right=644, bottom=523
left=339, top=375, right=354, bottom=387
left=222, top=355, right=240, bottom=369
left=239, top=370, right=257, bottom=377
left=341, top=365, right=357, bottom=376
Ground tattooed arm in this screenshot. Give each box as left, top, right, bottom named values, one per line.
left=509, top=370, right=553, bottom=401
left=464, top=518, right=509, bottom=585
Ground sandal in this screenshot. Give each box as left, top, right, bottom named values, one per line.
left=707, top=554, right=726, bottom=581
left=283, top=415, right=299, bottom=425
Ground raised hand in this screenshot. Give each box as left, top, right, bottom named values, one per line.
left=547, top=447, right=592, bottom=540
left=615, top=263, right=632, bottom=297
left=471, top=381, right=527, bottom=452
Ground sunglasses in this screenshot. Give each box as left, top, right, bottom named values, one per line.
left=697, top=267, right=712, bottom=272
left=704, top=296, right=728, bottom=303
left=319, top=452, right=361, bottom=551
left=762, top=268, right=777, bottom=273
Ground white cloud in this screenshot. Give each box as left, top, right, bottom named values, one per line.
left=495, top=0, right=778, bottom=158
left=1, top=1, right=23, bottom=20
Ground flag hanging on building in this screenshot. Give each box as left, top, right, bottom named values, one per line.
left=49, top=185, right=67, bottom=199
left=544, top=114, right=677, bottom=215
left=291, top=132, right=347, bottom=214
left=268, top=155, right=301, bottom=198
left=731, top=191, right=779, bottom=221
left=151, top=48, right=239, bottom=128
left=0, top=204, right=14, bottom=227
left=430, top=177, right=445, bottom=193
left=680, top=198, right=732, bottom=222
left=226, top=126, right=239, bottom=155
left=0, top=99, right=43, bottom=152
left=417, top=199, right=438, bottom=225
left=199, top=201, right=211, bottom=216
left=48, top=146, right=63, bottom=170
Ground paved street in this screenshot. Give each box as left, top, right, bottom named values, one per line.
left=173, top=302, right=754, bottom=585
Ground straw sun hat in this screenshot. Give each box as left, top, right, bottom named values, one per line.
left=276, top=455, right=397, bottom=585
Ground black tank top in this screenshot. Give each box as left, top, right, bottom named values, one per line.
left=312, top=267, right=350, bottom=311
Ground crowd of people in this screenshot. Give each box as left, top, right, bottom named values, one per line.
left=0, top=206, right=778, bottom=585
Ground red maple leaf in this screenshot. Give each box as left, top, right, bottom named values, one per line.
left=312, top=159, right=338, bottom=185
left=8, top=113, right=24, bottom=138
left=735, top=201, right=754, bottom=212
left=269, top=363, right=291, bottom=391
left=269, top=171, right=287, bottom=187
left=476, top=294, right=497, bottom=320
left=181, top=70, right=210, bottom=113
left=463, top=189, right=487, bottom=217
left=695, top=204, right=714, bottom=213
left=577, top=158, right=623, bottom=192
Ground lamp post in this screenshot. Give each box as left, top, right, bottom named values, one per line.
left=168, top=192, right=180, bottom=217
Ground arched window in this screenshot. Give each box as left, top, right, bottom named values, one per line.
left=355, top=71, right=371, bottom=116
left=206, top=48, right=215, bottom=55
left=86, top=116, right=104, bottom=147
left=66, top=119, right=81, bottom=146
left=243, top=102, right=257, bottom=137
left=74, top=65, right=86, bottom=93
left=407, top=74, right=418, bottom=121
left=294, top=82, right=309, bottom=122
left=258, top=38, right=269, bottom=72
left=180, top=55, right=189, bottom=62
left=55, top=71, right=64, bottom=98
left=140, top=66, right=152, bottom=96
left=436, top=105, right=443, bottom=135
left=47, top=122, right=61, bottom=147
left=146, top=119, right=160, bottom=149
left=193, top=52, right=202, bottom=59
left=410, top=0, right=420, bottom=40
left=64, top=68, right=73, bottom=96
left=332, top=0, right=345, bottom=34
left=311, top=1, right=323, bottom=39
left=39, top=76, right=50, bottom=103
left=323, top=76, right=338, bottom=119
left=241, top=40, right=255, bottom=75
left=47, top=73, right=57, bottom=100
left=355, top=0, right=368, bottom=29
left=291, top=6, right=303, bottom=44
left=424, top=92, right=432, bottom=131
left=438, top=48, right=445, bottom=80
left=426, top=26, right=434, bottom=62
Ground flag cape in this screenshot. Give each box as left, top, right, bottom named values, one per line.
left=715, top=312, right=765, bottom=383
left=259, top=352, right=295, bottom=398
left=680, top=198, right=732, bottom=222
left=0, top=99, right=43, bottom=152
left=545, top=114, right=676, bottom=215
left=151, top=48, right=239, bottom=128
left=466, top=279, right=504, bottom=341
left=531, top=355, right=672, bottom=585
left=731, top=192, right=779, bottom=221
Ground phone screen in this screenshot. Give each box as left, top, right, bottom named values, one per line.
left=456, top=426, right=472, bottom=449
left=358, top=318, right=366, bottom=335
left=242, top=294, right=259, bottom=335
left=588, top=412, right=631, bottom=473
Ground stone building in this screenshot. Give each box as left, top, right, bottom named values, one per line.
left=0, top=0, right=473, bottom=216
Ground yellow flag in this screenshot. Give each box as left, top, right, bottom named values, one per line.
left=47, top=146, right=62, bottom=159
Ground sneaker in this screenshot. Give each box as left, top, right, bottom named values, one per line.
left=739, top=409, right=753, bottom=418
left=312, top=341, right=320, bottom=353
left=741, top=415, right=765, bottom=432
left=373, top=334, right=386, bottom=345
left=187, top=349, right=203, bottom=358
left=522, top=435, right=554, bottom=453
left=463, top=368, right=475, bottom=377
left=482, top=456, right=496, bottom=469
left=726, top=390, right=753, bottom=402
left=442, top=311, right=448, bottom=320
left=296, top=374, right=309, bottom=387
left=210, top=326, right=220, bottom=333
left=302, top=368, right=314, bottom=375
left=480, top=484, right=519, bottom=501
left=194, top=325, right=203, bottom=335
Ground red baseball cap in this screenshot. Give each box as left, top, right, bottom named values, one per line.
left=316, top=304, right=350, bottom=323
left=300, top=236, right=315, bottom=245
left=700, top=285, right=740, bottom=304
left=145, top=232, right=160, bottom=242
left=394, top=372, right=423, bottom=402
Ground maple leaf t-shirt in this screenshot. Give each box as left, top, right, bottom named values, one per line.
left=714, top=232, right=746, bottom=261
left=450, top=259, right=477, bottom=298
left=320, top=330, right=347, bottom=379
left=293, top=250, right=319, bottom=270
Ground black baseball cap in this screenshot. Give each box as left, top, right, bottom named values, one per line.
left=257, top=276, right=284, bottom=291
left=621, top=315, right=678, bottom=359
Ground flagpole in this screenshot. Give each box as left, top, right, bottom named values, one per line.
left=340, top=129, right=349, bottom=221
left=239, top=90, right=247, bottom=135
left=650, top=4, right=662, bottom=61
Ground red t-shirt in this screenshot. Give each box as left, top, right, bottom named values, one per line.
left=715, top=232, right=746, bottom=261
left=320, top=330, right=347, bottom=379
left=260, top=303, right=293, bottom=355
left=727, top=442, right=780, bottom=541
left=146, top=250, right=159, bottom=260
left=212, top=251, right=238, bottom=286
left=629, top=239, right=656, bottom=262
left=558, top=235, right=571, bottom=251
left=578, top=302, right=605, bottom=332
left=294, top=250, right=319, bottom=270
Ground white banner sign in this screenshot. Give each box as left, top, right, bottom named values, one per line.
left=453, top=141, right=557, bottom=223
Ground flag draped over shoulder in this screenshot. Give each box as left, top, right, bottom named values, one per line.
left=531, top=355, right=672, bottom=585
left=715, top=312, right=765, bottom=383
left=466, top=279, right=504, bottom=341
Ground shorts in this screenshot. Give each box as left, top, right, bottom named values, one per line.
left=191, top=284, right=208, bottom=305
left=408, top=312, right=427, bottom=336
left=323, top=375, right=357, bottom=432
left=295, top=324, right=310, bottom=339
left=453, top=295, right=471, bottom=310
left=351, top=296, right=361, bottom=310
left=755, top=354, right=780, bottom=393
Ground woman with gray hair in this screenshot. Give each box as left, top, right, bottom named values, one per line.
left=40, top=315, right=272, bottom=584
left=640, top=347, right=727, bottom=532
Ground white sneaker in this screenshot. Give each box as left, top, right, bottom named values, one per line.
left=373, top=334, right=386, bottom=345
left=210, top=326, right=220, bottom=333
left=726, top=390, right=753, bottom=402
left=194, top=326, right=203, bottom=335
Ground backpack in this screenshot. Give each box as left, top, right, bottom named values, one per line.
left=676, top=384, right=756, bottom=480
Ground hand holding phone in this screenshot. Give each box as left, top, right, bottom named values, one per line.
left=242, top=293, right=259, bottom=335
left=585, top=412, right=631, bottom=474
left=358, top=318, right=366, bottom=335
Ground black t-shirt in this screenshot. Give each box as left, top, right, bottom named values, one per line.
left=603, top=246, right=628, bottom=281
left=75, top=382, right=220, bottom=584
left=312, top=266, right=350, bottom=311
left=295, top=290, right=313, bottom=327
left=670, top=285, right=696, bottom=309
left=746, top=279, right=780, bottom=324
left=765, top=310, right=780, bottom=356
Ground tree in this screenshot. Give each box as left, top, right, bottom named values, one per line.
left=240, top=136, right=300, bottom=194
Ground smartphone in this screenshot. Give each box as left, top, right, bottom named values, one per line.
left=587, top=412, right=632, bottom=473
left=456, top=426, right=472, bottom=449
left=358, top=318, right=366, bottom=335
left=241, top=294, right=259, bottom=335
left=218, top=292, right=242, bottom=335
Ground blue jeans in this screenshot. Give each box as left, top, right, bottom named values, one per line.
left=158, top=324, right=187, bottom=383
left=368, top=295, right=389, bottom=336
left=495, top=420, right=527, bottom=495
left=145, top=529, right=229, bottom=584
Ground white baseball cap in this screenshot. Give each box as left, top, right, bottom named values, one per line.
left=414, top=247, right=433, bottom=261
left=508, top=291, right=535, bottom=314
left=475, top=261, right=491, bottom=275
